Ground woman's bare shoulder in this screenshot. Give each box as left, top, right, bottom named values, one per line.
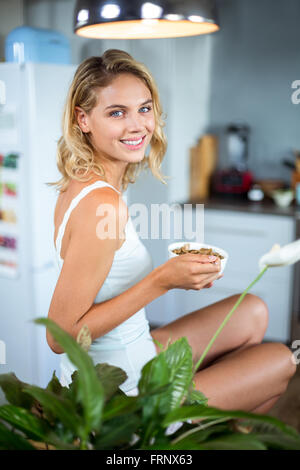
left=68, top=184, right=128, bottom=244
left=71, top=185, right=127, bottom=220
left=54, top=178, right=127, bottom=254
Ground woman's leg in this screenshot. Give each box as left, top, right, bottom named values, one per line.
left=150, top=294, right=296, bottom=413
left=192, top=342, right=296, bottom=413
left=151, top=293, right=269, bottom=368
left=251, top=395, right=282, bottom=414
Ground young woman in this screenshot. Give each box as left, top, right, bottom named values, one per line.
left=48, top=49, right=296, bottom=413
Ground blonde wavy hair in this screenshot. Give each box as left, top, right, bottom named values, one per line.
left=47, top=49, right=168, bottom=193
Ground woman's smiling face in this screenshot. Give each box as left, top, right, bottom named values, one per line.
left=76, top=73, right=155, bottom=165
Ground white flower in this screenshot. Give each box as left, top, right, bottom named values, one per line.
left=259, top=240, right=300, bottom=270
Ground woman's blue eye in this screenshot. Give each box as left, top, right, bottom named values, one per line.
left=140, top=106, right=152, bottom=113
left=110, top=110, right=124, bottom=117
left=109, top=106, right=152, bottom=117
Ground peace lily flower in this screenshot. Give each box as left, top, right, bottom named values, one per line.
left=259, top=239, right=300, bottom=269
left=194, top=240, right=300, bottom=372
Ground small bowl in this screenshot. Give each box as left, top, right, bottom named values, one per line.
left=168, top=241, right=229, bottom=275
left=271, top=189, right=295, bottom=208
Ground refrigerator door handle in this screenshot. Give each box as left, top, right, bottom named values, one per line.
left=0, top=80, right=6, bottom=105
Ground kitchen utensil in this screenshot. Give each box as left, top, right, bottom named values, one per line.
left=282, top=158, right=296, bottom=170
left=189, top=134, right=218, bottom=200
left=247, top=184, right=264, bottom=202
left=291, top=170, right=300, bottom=190
left=270, top=189, right=295, bottom=208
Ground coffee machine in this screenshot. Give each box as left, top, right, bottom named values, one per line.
left=212, top=123, right=253, bottom=198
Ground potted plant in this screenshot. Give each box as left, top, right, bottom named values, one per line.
left=0, top=240, right=299, bottom=450
left=0, top=317, right=300, bottom=450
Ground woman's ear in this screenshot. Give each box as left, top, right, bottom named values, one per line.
left=75, top=106, right=90, bottom=133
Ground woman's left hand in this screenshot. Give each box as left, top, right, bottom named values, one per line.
left=204, top=273, right=223, bottom=288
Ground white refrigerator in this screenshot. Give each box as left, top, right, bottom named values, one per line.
left=0, top=62, right=76, bottom=387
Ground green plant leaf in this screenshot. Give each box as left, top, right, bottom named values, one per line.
left=143, top=439, right=206, bottom=450
left=171, top=423, right=231, bottom=446
left=138, top=353, right=170, bottom=422
left=137, top=339, right=197, bottom=446
left=152, top=338, right=164, bottom=352
left=94, top=363, right=127, bottom=401
left=199, top=433, right=267, bottom=450
left=42, top=371, right=73, bottom=424
left=23, top=386, right=82, bottom=437
left=102, top=395, right=140, bottom=421
left=0, top=405, right=77, bottom=451
left=0, top=420, right=36, bottom=450
left=0, top=404, right=56, bottom=442
left=160, top=337, right=194, bottom=411
left=0, top=373, right=35, bottom=409
left=163, top=404, right=300, bottom=440
left=185, top=379, right=208, bottom=406
left=93, top=414, right=140, bottom=450
left=138, top=352, right=175, bottom=446
left=185, top=388, right=208, bottom=406
left=34, top=318, right=104, bottom=435
left=138, top=353, right=170, bottom=397
left=62, top=370, right=86, bottom=417
left=46, top=371, right=67, bottom=396
left=230, top=419, right=300, bottom=450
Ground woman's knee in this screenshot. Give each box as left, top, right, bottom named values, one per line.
left=263, top=342, right=297, bottom=391
left=248, top=293, right=269, bottom=338
left=231, top=293, right=269, bottom=343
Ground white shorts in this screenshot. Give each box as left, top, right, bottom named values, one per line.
left=59, top=326, right=157, bottom=393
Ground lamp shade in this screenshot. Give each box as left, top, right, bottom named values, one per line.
left=74, top=0, right=219, bottom=39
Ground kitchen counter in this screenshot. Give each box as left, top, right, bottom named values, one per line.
left=179, top=193, right=300, bottom=219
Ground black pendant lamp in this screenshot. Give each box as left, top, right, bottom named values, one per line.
left=74, top=0, right=219, bottom=39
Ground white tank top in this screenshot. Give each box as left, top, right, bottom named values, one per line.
left=53, top=180, right=157, bottom=393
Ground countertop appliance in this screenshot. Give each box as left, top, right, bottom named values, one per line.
left=0, top=63, right=76, bottom=387
left=212, top=123, right=253, bottom=197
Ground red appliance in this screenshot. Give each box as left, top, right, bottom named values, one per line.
left=212, top=168, right=254, bottom=196
left=212, top=123, right=253, bottom=197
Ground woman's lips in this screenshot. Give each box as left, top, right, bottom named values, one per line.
left=120, top=135, right=146, bottom=150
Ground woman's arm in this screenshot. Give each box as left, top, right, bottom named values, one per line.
left=47, top=188, right=167, bottom=354
left=52, top=265, right=166, bottom=354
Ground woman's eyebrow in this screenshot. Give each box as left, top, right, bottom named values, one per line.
left=105, top=99, right=153, bottom=110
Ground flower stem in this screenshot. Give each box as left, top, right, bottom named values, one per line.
left=171, top=417, right=230, bottom=445
left=193, top=266, right=269, bottom=373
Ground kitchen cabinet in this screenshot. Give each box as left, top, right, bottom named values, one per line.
left=147, top=205, right=297, bottom=345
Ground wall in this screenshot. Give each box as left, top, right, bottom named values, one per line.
left=209, top=0, right=300, bottom=183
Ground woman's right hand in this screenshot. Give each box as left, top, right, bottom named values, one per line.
left=156, top=253, right=222, bottom=291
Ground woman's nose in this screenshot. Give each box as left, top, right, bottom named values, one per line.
left=125, top=113, right=144, bottom=131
